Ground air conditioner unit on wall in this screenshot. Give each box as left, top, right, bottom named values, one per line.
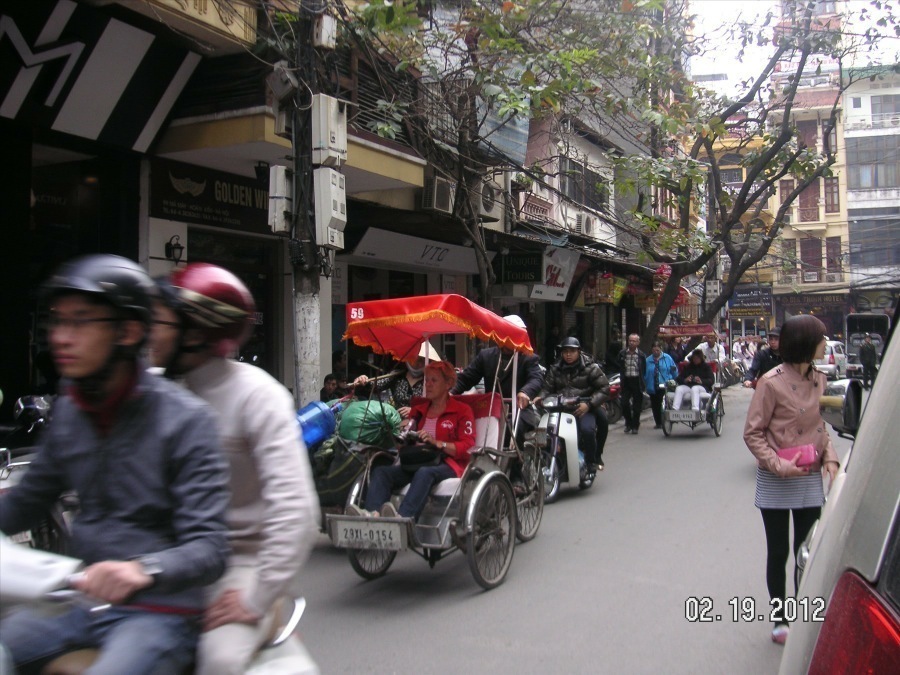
left=479, top=178, right=505, bottom=231
left=826, top=272, right=843, bottom=283
left=803, top=271, right=820, bottom=283
left=575, top=213, right=595, bottom=236
left=784, top=273, right=799, bottom=285
left=422, top=177, right=455, bottom=215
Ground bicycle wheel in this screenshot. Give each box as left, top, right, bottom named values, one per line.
left=467, top=475, right=516, bottom=590
left=712, top=396, right=725, bottom=437
left=515, top=442, right=544, bottom=542
left=348, top=548, right=397, bottom=580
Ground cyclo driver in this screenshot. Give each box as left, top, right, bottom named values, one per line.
left=534, top=337, right=610, bottom=473
left=0, top=255, right=229, bottom=674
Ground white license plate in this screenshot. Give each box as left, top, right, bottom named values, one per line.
left=669, top=411, right=698, bottom=421
left=331, top=519, right=405, bottom=550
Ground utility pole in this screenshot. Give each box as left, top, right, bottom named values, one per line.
left=288, top=6, right=321, bottom=407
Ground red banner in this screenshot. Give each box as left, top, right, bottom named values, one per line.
left=658, top=323, right=716, bottom=337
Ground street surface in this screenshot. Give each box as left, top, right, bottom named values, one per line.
left=294, top=386, right=852, bottom=674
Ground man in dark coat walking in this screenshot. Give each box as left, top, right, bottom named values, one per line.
left=859, top=333, right=879, bottom=389
left=618, top=333, right=647, bottom=434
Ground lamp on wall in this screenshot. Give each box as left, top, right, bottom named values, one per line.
left=255, top=161, right=270, bottom=182
left=165, top=235, right=184, bottom=264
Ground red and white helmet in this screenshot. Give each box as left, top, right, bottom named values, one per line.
left=162, top=263, right=255, bottom=357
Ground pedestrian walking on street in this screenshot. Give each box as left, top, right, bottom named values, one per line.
left=618, top=333, right=646, bottom=434
left=743, top=314, right=840, bottom=646
left=644, top=341, right=678, bottom=429
left=858, top=333, right=878, bottom=389
left=743, top=327, right=782, bottom=387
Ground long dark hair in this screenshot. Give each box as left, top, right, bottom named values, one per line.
left=779, top=315, right=826, bottom=364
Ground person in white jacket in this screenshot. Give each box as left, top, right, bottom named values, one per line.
left=150, top=263, right=318, bottom=675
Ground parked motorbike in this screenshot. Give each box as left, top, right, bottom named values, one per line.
left=0, top=534, right=319, bottom=674
left=603, top=379, right=623, bottom=425
left=534, top=395, right=596, bottom=503
left=0, top=395, right=74, bottom=554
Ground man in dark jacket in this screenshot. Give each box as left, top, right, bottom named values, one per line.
left=618, top=333, right=647, bottom=434
left=451, top=315, right=544, bottom=426
left=858, top=333, right=878, bottom=389
left=743, top=327, right=782, bottom=387
left=0, top=255, right=229, bottom=675
left=536, top=337, right=610, bottom=471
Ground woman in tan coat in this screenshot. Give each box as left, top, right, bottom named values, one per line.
left=743, top=314, right=840, bottom=645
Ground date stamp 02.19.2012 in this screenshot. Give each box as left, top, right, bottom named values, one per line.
left=684, top=596, right=826, bottom=623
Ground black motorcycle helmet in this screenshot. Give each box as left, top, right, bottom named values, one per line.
left=41, top=254, right=158, bottom=390
left=42, top=254, right=157, bottom=332
left=558, top=337, right=581, bottom=350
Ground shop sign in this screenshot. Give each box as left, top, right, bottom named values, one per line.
left=531, top=248, right=580, bottom=301
left=778, top=293, right=846, bottom=308
left=350, top=228, right=487, bottom=274
left=1, top=0, right=200, bottom=153
left=499, top=252, right=543, bottom=283
left=658, top=323, right=716, bottom=337
left=634, top=292, right=657, bottom=309
left=729, top=283, right=772, bottom=317
left=150, top=158, right=269, bottom=234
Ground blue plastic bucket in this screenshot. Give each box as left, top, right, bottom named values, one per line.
left=297, top=401, right=336, bottom=448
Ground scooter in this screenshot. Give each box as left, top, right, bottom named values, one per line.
left=534, top=395, right=596, bottom=503
left=0, top=395, right=74, bottom=554
left=0, top=534, right=319, bottom=675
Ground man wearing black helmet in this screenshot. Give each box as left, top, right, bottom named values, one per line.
left=535, top=337, right=610, bottom=472
left=0, top=255, right=229, bottom=674
left=150, top=263, right=317, bottom=675
left=744, top=327, right=783, bottom=387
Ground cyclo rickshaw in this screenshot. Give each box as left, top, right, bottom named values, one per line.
left=657, top=324, right=725, bottom=437
left=325, top=294, right=544, bottom=590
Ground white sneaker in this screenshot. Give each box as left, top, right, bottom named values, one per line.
left=345, top=503, right=374, bottom=517
left=381, top=502, right=400, bottom=518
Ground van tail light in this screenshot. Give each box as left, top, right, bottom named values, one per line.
left=808, top=571, right=900, bottom=674
left=828, top=354, right=835, bottom=365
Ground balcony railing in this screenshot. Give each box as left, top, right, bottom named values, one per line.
left=778, top=270, right=844, bottom=284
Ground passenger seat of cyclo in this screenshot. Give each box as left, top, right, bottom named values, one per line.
left=669, top=362, right=712, bottom=411
left=397, top=393, right=505, bottom=500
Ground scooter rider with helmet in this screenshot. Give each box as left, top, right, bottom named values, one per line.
left=150, top=263, right=318, bottom=675
left=0, top=254, right=230, bottom=675
left=534, top=337, right=610, bottom=472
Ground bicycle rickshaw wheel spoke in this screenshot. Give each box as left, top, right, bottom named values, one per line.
left=467, top=475, right=516, bottom=589
left=515, top=442, right=544, bottom=542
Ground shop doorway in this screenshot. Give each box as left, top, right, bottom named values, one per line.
left=188, top=229, right=280, bottom=376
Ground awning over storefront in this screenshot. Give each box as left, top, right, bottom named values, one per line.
left=1, top=0, right=200, bottom=152
left=339, top=228, right=494, bottom=275
left=658, top=324, right=716, bottom=337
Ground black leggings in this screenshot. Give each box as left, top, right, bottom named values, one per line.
left=759, top=507, right=821, bottom=623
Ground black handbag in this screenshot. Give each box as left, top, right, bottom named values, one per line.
left=398, top=443, right=442, bottom=473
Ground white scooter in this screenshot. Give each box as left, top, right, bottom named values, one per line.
left=0, top=535, right=318, bottom=675
left=534, top=395, right=596, bottom=503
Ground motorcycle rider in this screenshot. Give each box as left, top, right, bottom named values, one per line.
left=743, top=327, right=783, bottom=387
left=0, top=254, right=230, bottom=675
left=535, top=337, right=610, bottom=472
left=150, top=263, right=318, bottom=675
